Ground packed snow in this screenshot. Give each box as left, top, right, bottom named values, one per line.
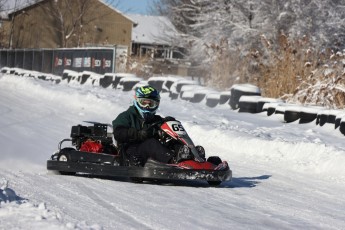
left=1, top=73, right=345, bottom=229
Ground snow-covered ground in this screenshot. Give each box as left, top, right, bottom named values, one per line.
left=1, top=73, right=345, bottom=230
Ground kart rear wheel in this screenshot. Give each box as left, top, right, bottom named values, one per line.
left=207, top=181, right=222, bottom=186
left=57, top=148, right=76, bottom=175
left=58, top=154, right=68, bottom=161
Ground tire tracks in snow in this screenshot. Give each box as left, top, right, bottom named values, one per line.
left=76, top=180, right=155, bottom=229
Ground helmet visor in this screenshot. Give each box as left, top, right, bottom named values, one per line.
left=136, top=98, right=160, bottom=109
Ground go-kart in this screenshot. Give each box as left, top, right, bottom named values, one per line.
left=47, top=120, right=232, bottom=186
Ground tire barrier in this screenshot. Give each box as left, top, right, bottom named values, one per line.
left=113, top=73, right=137, bottom=89
left=328, top=112, right=339, bottom=124
left=340, top=119, right=345, bottom=135
left=317, top=110, right=343, bottom=127
left=334, top=114, right=345, bottom=129
left=316, top=112, right=328, bottom=126
left=169, top=79, right=199, bottom=100
left=299, top=106, right=324, bottom=124
left=147, top=77, right=166, bottom=92
left=169, top=92, right=179, bottom=100
left=206, top=93, right=220, bottom=108
left=263, top=102, right=282, bottom=116
left=190, top=93, right=206, bottom=103
left=284, top=110, right=300, bottom=123
left=118, top=77, right=143, bottom=91
left=62, top=69, right=78, bottom=83
left=299, top=112, right=317, bottom=124
left=180, top=91, right=193, bottom=101
left=274, top=104, right=288, bottom=115
left=257, top=98, right=283, bottom=113
left=275, top=103, right=301, bottom=123
left=162, top=78, right=178, bottom=92
left=99, top=73, right=116, bottom=88
left=80, top=72, right=91, bottom=85
left=229, top=84, right=261, bottom=110
left=238, top=95, right=262, bottom=113
left=219, top=91, right=231, bottom=105
left=4, top=67, right=345, bottom=137
left=186, top=87, right=208, bottom=103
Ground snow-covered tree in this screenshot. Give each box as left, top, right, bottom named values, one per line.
left=152, top=0, right=345, bottom=92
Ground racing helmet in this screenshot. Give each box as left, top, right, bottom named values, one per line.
left=134, top=85, right=160, bottom=119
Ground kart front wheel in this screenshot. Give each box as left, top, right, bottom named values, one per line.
left=130, top=177, right=143, bottom=183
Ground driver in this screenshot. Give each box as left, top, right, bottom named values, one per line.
left=112, top=85, right=176, bottom=166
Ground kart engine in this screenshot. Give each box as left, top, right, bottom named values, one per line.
left=70, top=123, right=117, bottom=154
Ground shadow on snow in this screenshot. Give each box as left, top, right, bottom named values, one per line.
left=220, top=175, right=272, bottom=188
left=61, top=173, right=272, bottom=188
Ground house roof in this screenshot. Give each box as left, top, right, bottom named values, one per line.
left=3, top=0, right=136, bottom=24
left=127, top=14, right=178, bottom=46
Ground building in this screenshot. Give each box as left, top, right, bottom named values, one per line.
left=4, top=0, right=135, bottom=49
left=128, top=14, right=183, bottom=60
left=0, top=0, right=191, bottom=76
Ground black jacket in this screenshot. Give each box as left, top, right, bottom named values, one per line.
left=112, top=105, right=162, bottom=144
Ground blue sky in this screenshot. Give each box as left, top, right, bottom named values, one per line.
left=4, top=0, right=154, bottom=15
left=116, top=0, right=153, bottom=15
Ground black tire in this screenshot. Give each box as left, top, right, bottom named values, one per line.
left=239, top=101, right=258, bottom=113
left=57, top=148, right=76, bottom=175
left=229, top=88, right=260, bottom=110
left=340, top=122, right=345, bottom=135
left=299, top=112, right=317, bottom=124
left=207, top=156, right=222, bottom=165
left=318, top=114, right=328, bottom=126
left=130, top=177, right=143, bottom=183
left=207, top=156, right=223, bottom=186
left=335, top=117, right=341, bottom=129
left=267, top=107, right=276, bottom=116
left=284, top=111, right=300, bottom=123
left=206, top=98, right=219, bottom=108
left=219, top=94, right=230, bottom=105
left=207, top=181, right=222, bottom=186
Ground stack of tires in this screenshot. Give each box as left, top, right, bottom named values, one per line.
left=230, top=84, right=261, bottom=111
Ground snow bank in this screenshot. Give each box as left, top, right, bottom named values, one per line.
left=0, top=179, right=101, bottom=230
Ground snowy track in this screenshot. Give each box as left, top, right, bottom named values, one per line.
left=1, top=74, right=345, bottom=229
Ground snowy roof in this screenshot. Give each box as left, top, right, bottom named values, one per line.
left=127, top=14, right=178, bottom=45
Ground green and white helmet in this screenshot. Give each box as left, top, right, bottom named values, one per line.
left=134, top=86, right=160, bottom=119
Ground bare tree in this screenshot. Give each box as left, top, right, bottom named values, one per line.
left=37, top=0, right=117, bottom=47
left=0, top=0, right=6, bottom=47
left=8, top=0, right=20, bottom=48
